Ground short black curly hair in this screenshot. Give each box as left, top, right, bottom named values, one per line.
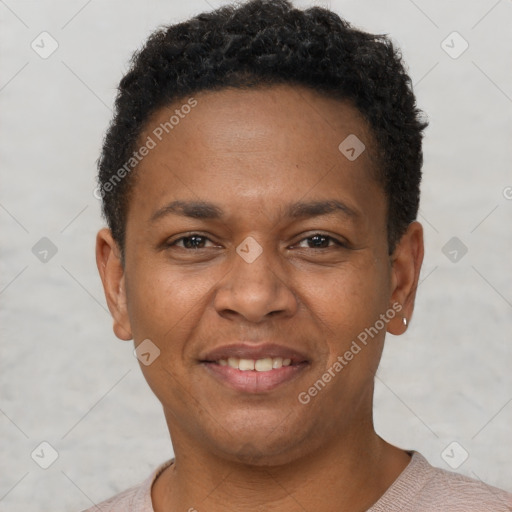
left=97, top=0, right=427, bottom=260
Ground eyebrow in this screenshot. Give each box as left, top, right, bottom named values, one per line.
left=149, top=199, right=359, bottom=224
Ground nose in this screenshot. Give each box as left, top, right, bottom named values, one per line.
left=213, top=239, right=298, bottom=324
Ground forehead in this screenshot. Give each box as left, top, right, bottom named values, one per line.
left=141, top=84, right=375, bottom=160
left=128, top=84, right=383, bottom=225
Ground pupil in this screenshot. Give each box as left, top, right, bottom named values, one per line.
left=310, top=235, right=327, bottom=248
left=185, top=236, right=204, bottom=249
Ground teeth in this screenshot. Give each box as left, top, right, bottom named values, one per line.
left=239, top=358, right=255, bottom=371
left=217, top=357, right=293, bottom=371
left=227, top=357, right=239, bottom=369
left=255, top=357, right=273, bottom=372
left=272, top=357, right=283, bottom=369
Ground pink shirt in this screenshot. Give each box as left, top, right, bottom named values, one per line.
left=82, top=451, right=512, bottom=511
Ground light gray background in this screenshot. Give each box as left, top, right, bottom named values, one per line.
left=1, top=0, right=511, bottom=510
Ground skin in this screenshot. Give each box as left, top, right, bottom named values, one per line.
left=96, top=84, right=424, bottom=512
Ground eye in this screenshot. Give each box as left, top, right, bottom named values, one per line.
left=294, top=233, right=345, bottom=249
left=166, top=233, right=346, bottom=251
left=169, top=234, right=217, bottom=250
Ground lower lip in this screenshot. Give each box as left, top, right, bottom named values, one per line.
left=202, top=362, right=308, bottom=393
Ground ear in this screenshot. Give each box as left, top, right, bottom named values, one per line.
left=95, top=228, right=133, bottom=341
left=387, top=221, right=424, bottom=335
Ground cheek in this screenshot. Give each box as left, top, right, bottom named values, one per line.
left=124, top=259, right=224, bottom=347
left=307, top=256, right=389, bottom=320
left=303, top=257, right=390, bottom=363
left=124, top=262, right=209, bottom=407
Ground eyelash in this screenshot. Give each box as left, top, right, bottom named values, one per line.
left=167, top=233, right=346, bottom=250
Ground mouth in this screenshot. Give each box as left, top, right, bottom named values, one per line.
left=200, top=344, right=310, bottom=393
left=217, top=356, right=293, bottom=370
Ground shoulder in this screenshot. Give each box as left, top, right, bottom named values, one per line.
left=418, top=457, right=512, bottom=511
left=80, top=482, right=144, bottom=512
left=370, top=451, right=512, bottom=512
left=80, top=460, right=173, bottom=512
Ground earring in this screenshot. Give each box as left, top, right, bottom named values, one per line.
left=402, top=317, right=408, bottom=327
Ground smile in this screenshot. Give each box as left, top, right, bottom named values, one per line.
left=217, top=356, right=292, bottom=371
left=200, top=343, right=310, bottom=393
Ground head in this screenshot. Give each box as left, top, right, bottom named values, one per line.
left=96, top=0, right=426, bottom=465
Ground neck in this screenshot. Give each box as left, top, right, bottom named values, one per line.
left=152, top=422, right=411, bottom=512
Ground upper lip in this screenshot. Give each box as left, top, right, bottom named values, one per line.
left=200, top=343, right=309, bottom=364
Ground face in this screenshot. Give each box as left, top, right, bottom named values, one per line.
left=96, top=84, right=423, bottom=465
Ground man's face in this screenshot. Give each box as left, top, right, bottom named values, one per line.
left=108, top=85, right=404, bottom=463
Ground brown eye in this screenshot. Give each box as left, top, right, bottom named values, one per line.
left=169, top=234, right=215, bottom=249
left=295, top=234, right=344, bottom=249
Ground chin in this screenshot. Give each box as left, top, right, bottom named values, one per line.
left=218, top=440, right=303, bottom=467
left=204, top=414, right=314, bottom=467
